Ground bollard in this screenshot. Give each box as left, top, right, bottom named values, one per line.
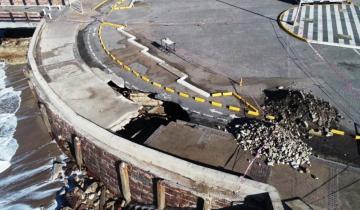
left=47, top=13, right=52, bottom=20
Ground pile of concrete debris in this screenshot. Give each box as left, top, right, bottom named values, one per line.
left=228, top=89, right=340, bottom=170
left=53, top=160, right=124, bottom=210
left=263, top=89, right=341, bottom=138
left=230, top=119, right=312, bottom=169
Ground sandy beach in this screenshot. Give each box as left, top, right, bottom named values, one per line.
left=0, top=64, right=64, bottom=209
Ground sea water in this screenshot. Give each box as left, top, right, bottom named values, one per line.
left=0, top=65, right=20, bottom=174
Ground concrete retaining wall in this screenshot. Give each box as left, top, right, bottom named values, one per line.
left=27, top=19, right=284, bottom=209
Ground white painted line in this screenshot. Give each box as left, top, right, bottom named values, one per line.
left=342, top=4, right=355, bottom=46
left=209, top=109, right=223, bottom=115
left=334, top=4, right=344, bottom=45
left=191, top=110, right=201, bottom=115
left=350, top=4, right=360, bottom=44
left=308, top=5, right=314, bottom=40
left=298, top=5, right=307, bottom=37
left=354, top=49, right=360, bottom=56
left=181, top=106, right=189, bottom=111
left=326, top=4, right=334, bottom=43
left=202, top=113, right=214, bottom=118
left=216, top=117, right=228, bottom=122
left=318, top=4, right=323, bottom=42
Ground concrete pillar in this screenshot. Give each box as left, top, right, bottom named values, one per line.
left=74, top=137, right=83, bottom=169
left=119, top=162, right=131, bottom=205
left=39, top=103, right=53, bottom=137
left=157, top=180, right=166, bottom=210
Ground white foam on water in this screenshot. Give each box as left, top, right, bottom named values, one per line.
left=0, top=66, right=21, bottom=174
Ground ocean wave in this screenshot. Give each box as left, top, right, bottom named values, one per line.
left=0, top=87, right=21, bottom=114
left=0, top=66, right=21, bottom=174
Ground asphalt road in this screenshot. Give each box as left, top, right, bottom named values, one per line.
left=103, top=0, right=360, bottom=132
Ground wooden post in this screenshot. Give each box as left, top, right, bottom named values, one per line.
left=157, top=180, right=166, bottom=210
left=99, top=185, right=106, bottom=210
left=74, top=137, right=83, bottom=169
left=119, top=162, right=131, bottom=205
left=202, top=198, right=211, bottom=210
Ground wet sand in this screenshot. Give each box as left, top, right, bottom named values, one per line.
left=0, top=64, right=64, bottom=209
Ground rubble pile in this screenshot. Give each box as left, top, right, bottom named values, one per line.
left=263, top=89, right=341, bottom=138
left=230, top=120, right=312, bottom=169
left=54, top=159, right=123, bottom=210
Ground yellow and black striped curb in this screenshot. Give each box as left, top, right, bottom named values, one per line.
left=98, top=23, right=263, bottom=117
left=93, top=0, right=110, bottom=10
left=97, top=18, right=359, bottom=140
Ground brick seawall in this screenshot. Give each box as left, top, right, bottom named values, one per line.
left=26, top=19, right=284, bottom=210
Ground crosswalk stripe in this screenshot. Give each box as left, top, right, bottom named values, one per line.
left=313, top=5, right=319, bottom=41
left=334, top=4, right=344, bottom=44
left=339, top=4, right=350, bottom=45
left=327, top=5, right=335, bottom=43
left=343, top=4, right=355, bottom=46
left=308, top=5, right=315, bottom=40
left=298, top=5, right=307, bottom=37
left=350, top=4, right=360, bottom=45
left=303, top=5, right=311, bottom=39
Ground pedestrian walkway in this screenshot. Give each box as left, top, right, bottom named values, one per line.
left=279, top=3, right=360, bottom=49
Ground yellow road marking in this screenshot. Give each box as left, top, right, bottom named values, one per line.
left=331, top=129, right=345, bottom=136
left=152, top=82, right=162, bottom=88
left=179, top=92, right=190, bottom=98
left=211, top=101, right=222, bottom=108
left=212, top=92, right=222, bottom=97
left=165, top=87, right=175, bottom=93
left=123, top=65, right=131, bottom=71
left=132, top=70, right=140, bottom=77
left=93, top=0, right=109, bottom=10
left=266, top=115, right=276, bottom=120
left=222, top=92, right=233, bottom=96
left=228, top=106, right=241, bottom=112
left=248, top=111, right=260, bottom=116
left=141, top=76, right=150, bottom=82
left=194, top=97, right=205, bottom=103
left=116, top=60, right=123, bottom=66
left=356, top=135, right=360, bottom=140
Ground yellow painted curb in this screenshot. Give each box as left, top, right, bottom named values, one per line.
left=141, top=76, right=150, bottom=83
left=266, top=115, right=276, bottom=120
left=116, top=60, right=123, bottom=66
left=93, top=0, right=109, bottom=10
left=355, top=135, right=360, bottom=140
left=152, top=82, right=162, bottom=88
left=228, top=106, right=241, bottom=112
left=178, top=92, right=190, bottom=98
left=123, top=65, right=131, bottom=71
left=331, top=129, right=345, bottom=136
left=132, top=70, right=140, bottom=77
left=278, top=9, right=307, bottom=42
left=222, top=92, right=233, bottom=96
left=165, top=87, right=175, bottom=93
left=248, top=111, right=260, bottom=116
left=211, top=101, right=222, bottom=108
left=194, top=97, right=205, bottom=103
left=212, top=92, right=222, bottom=97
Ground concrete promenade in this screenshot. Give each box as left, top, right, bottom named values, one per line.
left=26, top=1, right=285, bottom=210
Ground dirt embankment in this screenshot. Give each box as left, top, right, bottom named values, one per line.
left=0, top=38, right=30, bottom=64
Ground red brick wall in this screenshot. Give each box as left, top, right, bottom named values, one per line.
left=45, top=106, right=233, bottom=209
